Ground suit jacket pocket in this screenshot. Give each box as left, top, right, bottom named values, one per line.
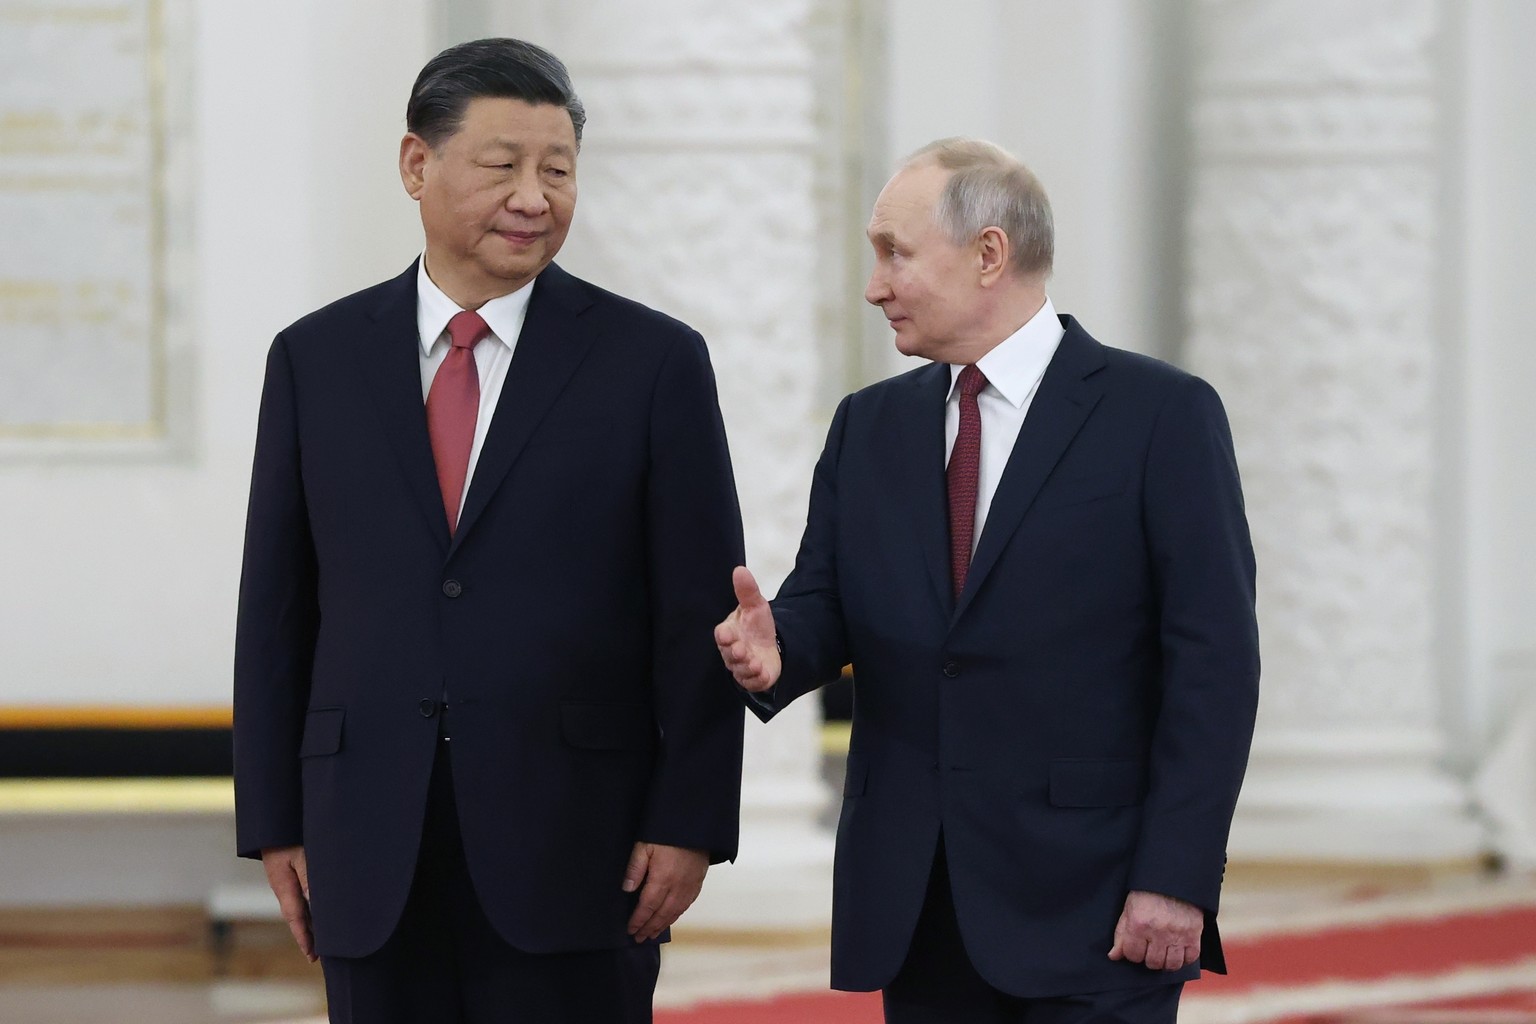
left=1048, top=758, right=1146, bottom=807
left=1034, top=471, right=1124, bottom=512
left=299, top=707, right=344, bottom=758
left=560, top=702, right=656, bottom=752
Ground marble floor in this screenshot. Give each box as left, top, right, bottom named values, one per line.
left=2, top=743, right=1525, bottom=1024
left=4, top=866, right=1531, bottom=1024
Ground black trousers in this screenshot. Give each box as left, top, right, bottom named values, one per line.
left=883, top=838, right=1182, bottom=1024
left=321, top=736, right=660, bottom=1024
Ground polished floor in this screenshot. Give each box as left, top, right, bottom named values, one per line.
left=2, top=741, right=1528, bottom=1023
left=5, top=866, right=1534, bottom=1024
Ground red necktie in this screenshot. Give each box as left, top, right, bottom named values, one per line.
left=426, top=310, right=490, bottom=535
left=947, top=364, right=987, bottom=596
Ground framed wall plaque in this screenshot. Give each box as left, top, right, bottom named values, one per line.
left=0, top=0, right=192, bottom=457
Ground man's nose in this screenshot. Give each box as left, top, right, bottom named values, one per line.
left=505, top=172, right=550, bottom=215
left=864, top=268, right=888, bottom=306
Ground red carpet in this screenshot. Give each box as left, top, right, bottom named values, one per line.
left=1207, top=905, right=1536, bottom=993
left=657, top=990, right=881, bottom=1023
left=657, top=890, right=1536, bottom=1023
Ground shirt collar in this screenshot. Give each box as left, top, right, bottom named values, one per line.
left=416, top=255, right=536, bottom=355
left=946, top=296, right=1065, bottom=408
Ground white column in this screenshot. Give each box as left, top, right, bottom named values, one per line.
left=1458, top=0, right=1536, bottom=868
left=1184, top=0, right=1482, bottom=860
left=484, top=2, right=836, bottom=929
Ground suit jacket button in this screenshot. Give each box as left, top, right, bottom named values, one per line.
left=442, top=579, right=463, bottom=598
left=942, top=661, right=960, bottom=678
left=419, top=699, right=438, bottom=718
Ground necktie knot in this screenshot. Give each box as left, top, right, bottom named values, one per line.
left=447, top=310, right=491, bottom=351
left=958, top=364, right=987, bottom=399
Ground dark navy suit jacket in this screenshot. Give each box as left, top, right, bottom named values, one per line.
left=234, top=261, right=745, bottom=959
left=754, top=317, right=1259, bottom=997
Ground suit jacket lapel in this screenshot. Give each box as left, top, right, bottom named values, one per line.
left=358, top=261, right=451, bottom=551
left=952, top=318, right=1107, bottom=623
left=890, top=363, right=954, bottom=617
left=449, top=263, right=597, bottom=557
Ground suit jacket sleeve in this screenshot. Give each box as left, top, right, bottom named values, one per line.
left=748, top=395, right=854, bottom=722
left=639, top=330, right=747, bottom=863
left=1129, top=374, right=1260, bottom=912
left=233, top=333, right=320, bottom=859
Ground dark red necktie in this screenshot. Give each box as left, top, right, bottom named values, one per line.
left=947, top=364, right=987, bottom=596
left=426, top=310, right=490, bottom=534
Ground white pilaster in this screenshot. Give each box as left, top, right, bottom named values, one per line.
left=1184, top=0, right=1482, bottom=861
left=484, top=1, right=836, bottom=929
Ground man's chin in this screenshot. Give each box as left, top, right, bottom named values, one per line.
left=479, top=252, right=555, bottom=286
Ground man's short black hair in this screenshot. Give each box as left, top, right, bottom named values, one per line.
left=407, top=37, right=586, bottom=150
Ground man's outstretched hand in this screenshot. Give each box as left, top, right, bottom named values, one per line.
left=714, top=566, right=781, bottom=693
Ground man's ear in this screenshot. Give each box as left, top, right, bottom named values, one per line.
left=977, top=225, right=1010, bottom=286
left=399, top=133, right=430, bottom=200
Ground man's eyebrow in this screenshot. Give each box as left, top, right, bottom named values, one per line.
left=868, top=228, right=895, bottom=246
left=484, top=138, right=574, bottom=157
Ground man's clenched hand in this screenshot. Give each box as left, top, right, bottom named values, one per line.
left=1108, top=890, right=1203, bottom=972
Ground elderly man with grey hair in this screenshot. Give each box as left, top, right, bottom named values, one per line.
left=716, top=139, right=1260, bottom=1023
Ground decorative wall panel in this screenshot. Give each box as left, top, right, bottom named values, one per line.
left=0, top=1, right=174, bottom=442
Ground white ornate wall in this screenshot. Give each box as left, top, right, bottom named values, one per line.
left=4, top=0, right=1531, bottom=913
left=1458, top=0, right=1536, bottom=867
left=1185, top=0, right=1482, bottom=860
left=481, top=0, right=837, bottom=929
left=0, top=0, right=435, bottom=904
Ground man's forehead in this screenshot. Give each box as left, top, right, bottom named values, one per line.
left=868, top=170, right=941, bottom=235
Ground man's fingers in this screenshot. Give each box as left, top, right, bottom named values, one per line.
left=1108, top=911, right=1129, bottom=960
left=285, top=914, right=315, bottom=962
left=629, top=886, right=692, bottom=942
left=271, top=877, right=314, bottom=961
left=731, top=565, right=764, bottom=609
left=1144, top=943, right=1167, bottom=970
left=637, top=893, right=683, bottom=942
left=259, top=849, right=315, bottom=963
left=622, top=842, right=650, bottom=894
left=627, top=880, right=665, bottom=936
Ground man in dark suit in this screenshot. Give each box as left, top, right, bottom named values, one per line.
left=716, top=138, right=1260, bottom=1023
left=234, top=38, right=745, bottom=1023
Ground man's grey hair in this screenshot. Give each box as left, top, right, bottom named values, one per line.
left=905, top=138, right=1053, bottom=276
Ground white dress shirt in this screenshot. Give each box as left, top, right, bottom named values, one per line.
left=944, top=297, right=1065, bottom=554
left=416, top=257, right=535, bottom=518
